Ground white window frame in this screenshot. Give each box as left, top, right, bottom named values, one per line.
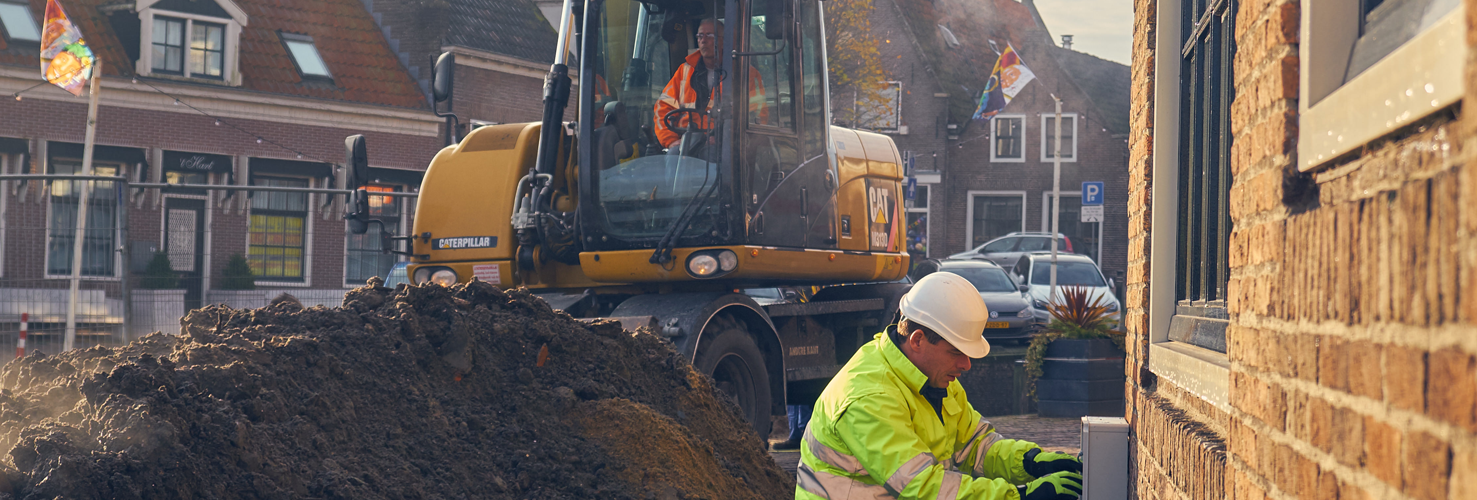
left=964, top=190, right=1027, bottom=254
left=1148, top=0, right=1229, bottom=409
left=341, top=183, right=408, bottom=289
left=1298, top=0, right=1466, bottom=171
left=245, top=172, right=315, bottom=288
left=1039, top=113, right=1077, bottom=162
left=136, top=0, right=247, bottom=85
left=990, top=114, right=1026, bottom=163
left=42, top=157, right=127, bottom=281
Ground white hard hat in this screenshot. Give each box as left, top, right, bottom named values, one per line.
left=898, top=272, right=992, bottom=358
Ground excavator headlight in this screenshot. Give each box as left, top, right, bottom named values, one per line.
left=718, top=250, right=738, bottom=272
left=431, top=269, right=458, bottom=286
left=688, top=254, right=719, bottom=277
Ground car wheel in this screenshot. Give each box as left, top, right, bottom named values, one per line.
left=694, top=316, right=772, bottom=436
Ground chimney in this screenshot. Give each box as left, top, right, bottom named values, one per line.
left=1060, top=35, right=1074, bottom=50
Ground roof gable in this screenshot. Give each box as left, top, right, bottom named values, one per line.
left=143, top=0, right=238, bottom=22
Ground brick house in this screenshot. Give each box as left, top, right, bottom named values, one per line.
left=363, top=0, right=565, bottom=134
left=0, top=0, right=439, bottom=335
left=838, top=0, right=1131, bottom=282
left=1127, top=0, right=1477, bottom=498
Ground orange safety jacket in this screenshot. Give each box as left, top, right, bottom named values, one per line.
left=654, top=50, right=768, bottom=148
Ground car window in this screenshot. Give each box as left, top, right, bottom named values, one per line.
left=940, top=268, right=1018, bottom=293
left=1017, top=237, right=1053, bottom=252
left=981, top=237, right=1018, bottom=253
left=1029, top=261, right=1107, bottom=286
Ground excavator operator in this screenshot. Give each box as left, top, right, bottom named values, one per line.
left=653, top=18, right=767, bottom=151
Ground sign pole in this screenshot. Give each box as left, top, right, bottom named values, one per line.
left=65, top=56, right=101, bottom=352
left=1049, top=95, right=1061, bottom=303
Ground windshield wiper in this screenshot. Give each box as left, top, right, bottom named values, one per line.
left=649, top=154, right=720, bottom=264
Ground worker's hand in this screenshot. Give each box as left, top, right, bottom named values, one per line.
left=1016, top=471, right=1083, bottom=500
left=1023, top=447, right=1083, bottom=477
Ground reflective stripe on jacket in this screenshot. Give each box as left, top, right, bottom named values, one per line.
left=796, top=331, right=1040, bottom=499
left=653, top=50, right=767, bottom=148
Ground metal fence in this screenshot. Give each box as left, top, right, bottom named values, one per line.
left=0, top=174, right=415, bottom=358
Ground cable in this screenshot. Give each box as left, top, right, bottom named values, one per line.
left=129, top=78, right=332, bottom=163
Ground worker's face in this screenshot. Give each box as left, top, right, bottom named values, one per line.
left=697, top=20, right=722, bottom=62
left=905, top=330, right=973, bottom=389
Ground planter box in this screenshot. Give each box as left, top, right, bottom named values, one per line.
left=1038, top=338, right=1125, bottom=418
left=130, top=289, right=185, bottom=336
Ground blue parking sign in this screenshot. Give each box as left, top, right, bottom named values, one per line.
left=1082, top=182, right=1104, bottom=205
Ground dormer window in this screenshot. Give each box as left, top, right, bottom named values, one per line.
left=136, top=0, right=247, bottom=85
left=0, top=2, right=40, bottom=43
left=280, top=33, right=331, bottom=79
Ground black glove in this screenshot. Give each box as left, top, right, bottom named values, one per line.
left=1023, top=447, right=1083, bottom=477
left=1017, top=471, right=1083, bottom=500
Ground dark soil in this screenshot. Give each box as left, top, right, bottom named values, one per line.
left=0, top=280, right=795, bottom=499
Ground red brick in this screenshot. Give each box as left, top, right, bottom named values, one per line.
left=1427, top=348, right=1477, bottom=431
left=1384, top=344, right=1427, bottom=413
left=1401, top=431, right=1450, bottom=500
left=1363, top=417, right=1402, bottom=488
left=1346, top=340, right=1383, bottom=400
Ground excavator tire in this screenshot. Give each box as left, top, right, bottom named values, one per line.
left=694, top=315, right=773, bottom=437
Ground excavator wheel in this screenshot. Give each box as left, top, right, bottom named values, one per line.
left=694, top=315, right=772, bottom=437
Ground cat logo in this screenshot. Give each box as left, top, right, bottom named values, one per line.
left=868, top=186, right=890, bottom=224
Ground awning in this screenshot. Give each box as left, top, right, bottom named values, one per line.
left=163, top=150, right=234, bottom=174
left=249, top=157, right=334, bottom=179
left=0, top=137, right=28, bottom=155
left=47, top=142, right=147, bottom=165
left=366, top=166, right=424, bottom=188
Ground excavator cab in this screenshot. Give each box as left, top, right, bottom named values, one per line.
left=562, top=0, right=852, bottom=268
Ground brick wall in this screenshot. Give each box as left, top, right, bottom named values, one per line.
left=1127, top=0, right=1477, bottom=498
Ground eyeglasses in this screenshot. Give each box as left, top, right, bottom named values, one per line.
left=696, top=33, right=718, bottom=40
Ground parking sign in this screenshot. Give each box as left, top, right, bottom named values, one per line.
left=1082, top=182, right=1104, bottom=205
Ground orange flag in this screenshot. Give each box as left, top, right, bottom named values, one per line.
left=39, top=0, right=94, bottom=96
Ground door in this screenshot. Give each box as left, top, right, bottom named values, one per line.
left=165, top=198, right=206, bottom=310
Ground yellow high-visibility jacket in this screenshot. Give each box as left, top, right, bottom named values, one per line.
left=796, top=330, right=1040, bottom=499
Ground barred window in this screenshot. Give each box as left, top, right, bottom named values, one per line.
left=1172, top=0, right=1236, bottom=352
left=46, top=162, right=119, bottom=277
left=345, top=185, right=401, bottom=285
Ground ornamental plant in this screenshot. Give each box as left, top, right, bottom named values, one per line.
left=1023, top=286, right=1126, bottom=398
left=138, top=252, right=179, bottom=289
left=217, top=253, right=256, bottom=290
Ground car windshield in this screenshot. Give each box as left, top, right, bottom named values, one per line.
left=941, top=268, right=1018, bottom=293
left=1030, top=261, right=1107, bottom=286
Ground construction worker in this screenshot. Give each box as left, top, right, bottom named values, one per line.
left=653, top=18, right=766, bottom=150
left=796, top=273, right=1084, bottom=499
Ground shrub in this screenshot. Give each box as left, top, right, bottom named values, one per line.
left=138, top=252, right=179, bottom=289
left=218, top=253, right=256, bottom=290
left=1023, top=286, right=1126, bottom=399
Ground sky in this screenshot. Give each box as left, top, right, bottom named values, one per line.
left=1031, top=0, right=1134, bottom=65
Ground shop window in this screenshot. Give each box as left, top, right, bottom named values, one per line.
left=0, top=2, right=40, bottom=43
left=906, top=184, right=929, bottom=257
left=46, top=162, right=120, bottom=277
left=248, top=176, right=308, bottom=281
left=280, top=32, right=331, bottom=79
left=966, top=192, right=1025, bottom=251
left=991, top=115, right=1024, bottom=162
left=1040, top=114, right=1076, bottom=161
left=345, top=185, right=401, bottom=285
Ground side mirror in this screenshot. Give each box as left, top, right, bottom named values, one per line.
left=1108, top=278, right=1116, bottom=290
left=346, top=188, right=371, bottom=234
left=1018, top=284, right=1029, bottom=293
left=344, top=135, right=368, bottom=191
left=764, top=0, right=792, bottom=40
left=432, top=52, right=456, bottom=103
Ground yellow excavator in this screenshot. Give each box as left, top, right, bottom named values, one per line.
left=345, top=0, right=909, bottom=434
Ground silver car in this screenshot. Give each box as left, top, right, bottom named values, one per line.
left=947, top=232, right=1076, bottom=267
left=1008, top=253, right=1121, bottom=325
left=932, top=260, right=1038, bottom=342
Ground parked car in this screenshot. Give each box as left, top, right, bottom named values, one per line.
left=1008, top=252, right=1121, bottom=325
left=929, top=260, right=1038, bottom=343
left=948, top=232, right=1075, bottom=267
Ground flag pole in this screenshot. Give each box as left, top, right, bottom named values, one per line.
left=65, top=56, right=101, bottom=352
left=1049, top=94, right=1061, bottom=303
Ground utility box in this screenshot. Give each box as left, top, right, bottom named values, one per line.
left=1080, top=416, right=1129, bottom=500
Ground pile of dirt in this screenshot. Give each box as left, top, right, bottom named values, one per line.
left=0, top=280, right=794, bottom=499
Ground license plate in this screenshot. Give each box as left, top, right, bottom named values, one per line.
left=985, top=322, right=1011, bottom=329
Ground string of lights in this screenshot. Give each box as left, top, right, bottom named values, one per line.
left=11, top=75, right=333, bottom=165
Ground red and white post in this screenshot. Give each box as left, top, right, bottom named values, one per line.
left=16, top=313, right=27, bottom=359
